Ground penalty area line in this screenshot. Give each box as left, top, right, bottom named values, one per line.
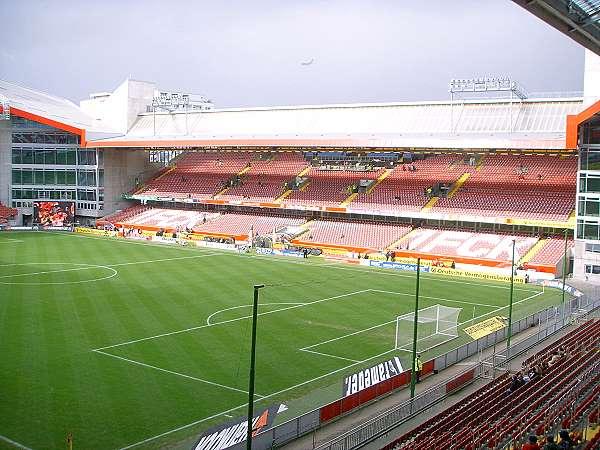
left=93, top=349, right=265, bottom=398
left=0, top=433, right=34, bottom=450
left=300, top=348, right=361, bottom=363
left=118, top=346, right=403, bottom=450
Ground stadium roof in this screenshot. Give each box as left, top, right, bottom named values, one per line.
left=87, top=97, right=584, bottom=150
left=0, top=79, right=118, bottom=145
left=512, top=0, right=600, bottom=55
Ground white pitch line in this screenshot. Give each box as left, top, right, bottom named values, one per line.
left=299, top=288, right=545, bottom=362
left=93, top=289, right=370, bottom=351
left=300, top=348, right=361, bottom=363
left=205, top=302, right=306, bottom=326
left=457, top=290, right=545, bottom=326
left=109, top=253, right=220, bottom=267
left=0, top=433, right=34, bottom=450
left=116, top=284, right=547, bottom=450
left=117, top=346, right=402, bottom=450
left=56, top=230, right=540, bottom=293
left=0, top=266, right=100, bottom=279
left=93, top=350, right=263, bottom=397
left=301, top=317, right=395, bottom=350
left=244, top=253, right=541, bottom=293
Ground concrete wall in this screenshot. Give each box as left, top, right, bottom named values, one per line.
left=102, top=149, right=160, bottom=215
left=80, top=79, right=155, bottom=134
left=572, top=240, right=600, bottom=283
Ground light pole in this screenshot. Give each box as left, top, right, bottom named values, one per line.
left=409, top=258, right=421, bottom=399
left=561, top=229, right=569, bottom=324
left=246, top=284, right=264, bottom=450
left=506, top=240, right=516, bottom=352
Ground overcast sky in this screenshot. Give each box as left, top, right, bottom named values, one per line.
left=0, top=0, right=585, bottom=108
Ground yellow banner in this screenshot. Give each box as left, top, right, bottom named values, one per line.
left=464, top=316, right=506, bottom=340
left=429, top=266, right=525, bottom=284
left=74, top=227, right=117, bottom=237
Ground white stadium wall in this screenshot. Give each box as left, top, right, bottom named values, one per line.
left=80, top=79, right=156, bottom=135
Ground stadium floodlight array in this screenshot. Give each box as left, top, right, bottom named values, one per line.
left=0, top=94, right=9, bottom=121
left=395, top=304, right=462, bottom=351
left=449, top=76, right=528, bottom=100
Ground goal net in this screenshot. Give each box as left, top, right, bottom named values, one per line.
left=395, top=304, right=462, bottom=351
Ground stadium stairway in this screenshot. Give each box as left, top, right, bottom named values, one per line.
left=446, top=172, right=472, bottom=199
left=519, top=238, right=548, bottom=265
left=367, top=168, right=394, bottom=194
left=339, top=192, right=359, bottom=207
left=386, top=226, right=419, bottom=250
left=420, top=196, right=439, bottom=212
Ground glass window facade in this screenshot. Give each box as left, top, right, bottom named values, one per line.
left=9, top=117, right=104, bottom=215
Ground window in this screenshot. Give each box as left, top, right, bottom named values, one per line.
left=579, top=173, right=600, bottom=193
left=580, top=149, right=600, bottom=171
left=584, top=265, right=600, bottom=274
left=34, top=170, right=44, bottom=185
left=585, top=243, right=600, bottom=253
left=577, top=219, right=600, bottom=240
left=12, top=169, right=22, bottom=184
left=78, top=150, right=97, bottom=166
left=66, top=170, right=76, bottom=185
left=22, top=169, right=33, bottom=184
left=578, top=197, right=600, bottom=217
left=45, top=149, right=56, bottom=165
left=34, top=151, right=45, bottom=165
left=22, top=148, right=33, bottom=164
left=12, top=148, right=21, bottom=164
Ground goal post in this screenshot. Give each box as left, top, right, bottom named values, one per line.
left=395, top=304, right=462, bottom=351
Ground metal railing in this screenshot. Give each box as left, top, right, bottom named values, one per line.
left=309, top=297, right=599, bottom=450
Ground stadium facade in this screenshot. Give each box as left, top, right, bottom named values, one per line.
left=1, top=52, right=600, bottom=282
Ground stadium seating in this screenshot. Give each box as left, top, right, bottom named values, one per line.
left=385, top=319, right=600, bottom=450
left=434, top=155, right=577, bottom=221
left=116, top=208, right=219, bottom=229
left=284, top=167, right=385, bottom=207
left=138, top=152, right=253, bottom=199
left=351, top=155, right=462, bottom=212
left=297, top=220, right=412, bottom=249
left=0, top=202, right=17, bottom=220
left=99, top=205, right=150, bottom=224
left=527, top=236, right=574, bottom=266
left=193, top=213, right=305, bottom=236
left=397, top=228, right=538, bottom=262
left=219, top=153, right=308, bottom=202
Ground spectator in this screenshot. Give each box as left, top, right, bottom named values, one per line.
left=543, top=435, right=559, bottom=450
left=522, top=435, right=540, bottom=450
left=414, top=354, right=423, bottom=382
left=508, top=372, right=525, bottom=393
left=548, top=352, right=561, bottom=367
left=558, top=430, right=574, bottom=449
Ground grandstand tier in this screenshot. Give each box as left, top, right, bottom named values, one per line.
left=384, top=319, right=600, bottom=450
left=133, top=153, right=577, bottom=224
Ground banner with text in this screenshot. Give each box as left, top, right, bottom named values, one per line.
left=343, top=357, right=404, bottom=397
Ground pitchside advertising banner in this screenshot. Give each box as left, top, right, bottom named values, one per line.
left=33, top=201, right=75, bottom=229
left=366, top=260, right=431, bottom=273
left=191, top=404, right=285, bottom=450
left=343, top=357, right=404, bottom=397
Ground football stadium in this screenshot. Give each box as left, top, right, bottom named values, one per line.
left=1, top=1, right=600, bottom=450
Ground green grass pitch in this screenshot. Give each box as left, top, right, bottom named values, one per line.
left=0, top=231, right=566, bottom=450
